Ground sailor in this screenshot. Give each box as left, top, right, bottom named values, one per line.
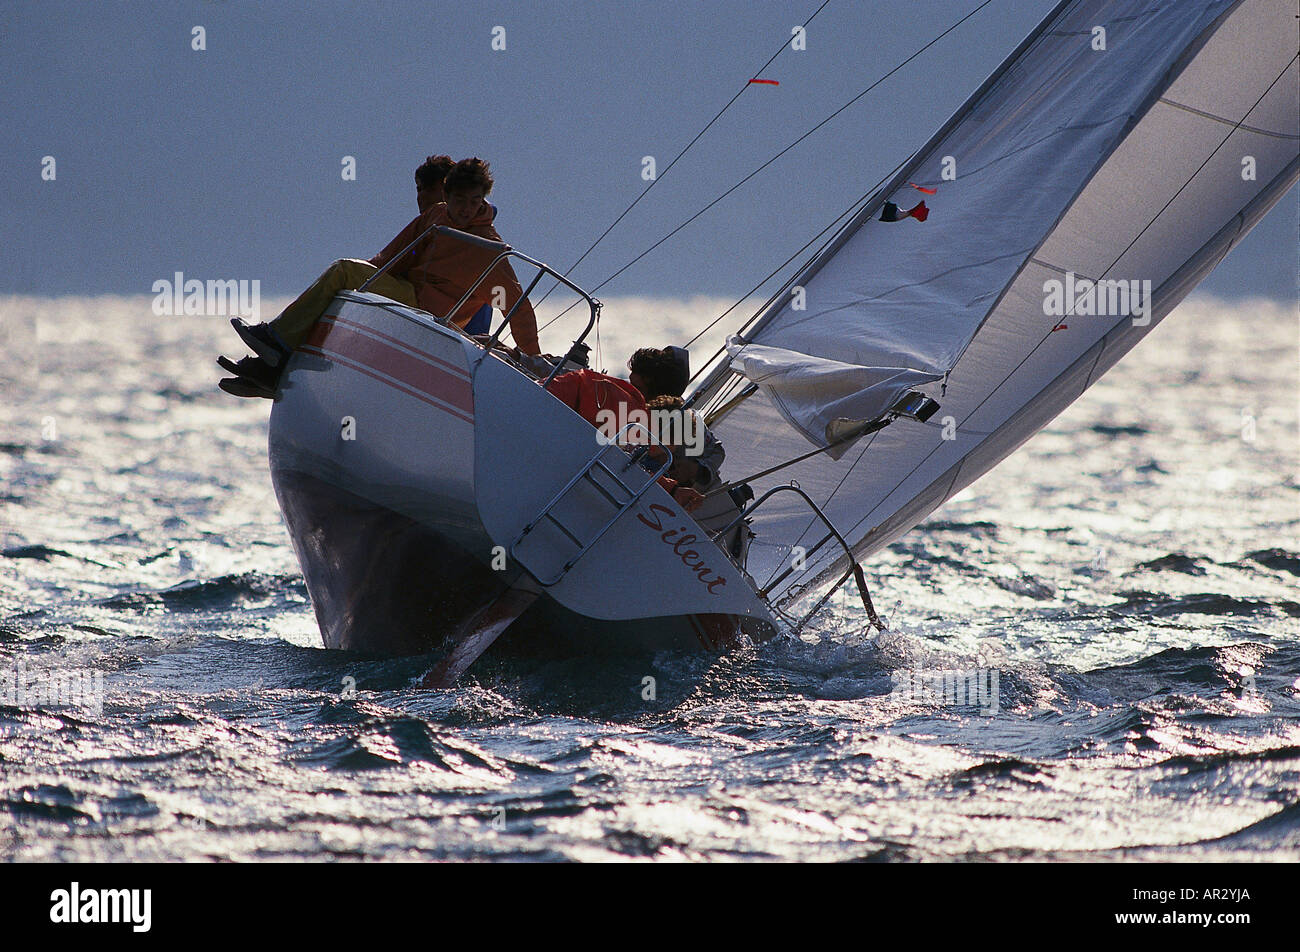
left=626, top=346, right=725, bottom=490
left=414, top=154, right=495, bottom=336
left=644, top=394, right=744, bottom=551
left=414, top=153, right=454, bottom=213
left=544, top=366, right=705, bottom=514
left=219, top=157, right=541, bottom=397
left=645, top=395, right=711, bottom=487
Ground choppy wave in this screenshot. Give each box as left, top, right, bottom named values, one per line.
left=0, top=292, right=1296, bottom=860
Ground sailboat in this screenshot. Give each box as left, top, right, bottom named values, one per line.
left=263, top=0, right=1299, bottom=683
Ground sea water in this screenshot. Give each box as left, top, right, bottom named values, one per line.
left=1, top=293, right=1296, bottom=861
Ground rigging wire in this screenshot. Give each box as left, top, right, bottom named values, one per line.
left=682, top=153, right=911, bottom=397
left=535, top=0, right=999, bottom=339
left=686, top=187, right=874, bottom=349
left=813, top=52, right=1300, bottom=581
left=530, top=0, right=835, bottom=314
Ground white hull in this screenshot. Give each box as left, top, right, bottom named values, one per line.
left=267, top=292, right=778, bottom=659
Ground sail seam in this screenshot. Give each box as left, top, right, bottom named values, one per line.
left=824, top=57, right=1299, bottom=567
left=771, top=247, right=1036, bottom=338
left=1027, top=257, right=1098, bottom=280
left=1157, top=96, right=1300, bottom=140
left=728, top=0, right=1075, bottom=355
left=1081, top=338, right=1107, bottom=391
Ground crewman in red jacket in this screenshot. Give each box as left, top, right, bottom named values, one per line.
left=545, top=367, right=704, bottom=513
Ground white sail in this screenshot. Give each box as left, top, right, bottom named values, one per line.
left=696, top=0, right=1299, bottom=612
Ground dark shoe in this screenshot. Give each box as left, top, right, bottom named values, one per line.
left=232, top=318, right=289, bottom=367
left=218, top=376, right=276, bottom=399
left=217, top=354, right=281, bottom=394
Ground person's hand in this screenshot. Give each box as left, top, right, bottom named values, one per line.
left=672, top=486, right=704, bottom=513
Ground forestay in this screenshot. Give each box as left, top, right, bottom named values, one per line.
left=695, top=0, right=1300, bottom=613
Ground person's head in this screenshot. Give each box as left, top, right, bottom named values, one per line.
left=627, top=346, right=690, bottom=399
left=415, top=154, right=454, bottom=212
left=645, top=395, right=684, bottom=411
left=645, top=394, right=685, bottom=443
left=645, top=394, right=704, bottom=472
left=444, top=157, right=494, bottom=227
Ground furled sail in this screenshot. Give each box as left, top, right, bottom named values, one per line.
left=695, top=0, right=1299, bottom=613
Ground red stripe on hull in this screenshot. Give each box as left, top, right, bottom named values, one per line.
left=318, top=314, right=471, bottom=382
left=299, top=345, right=475, bottom=424
left=301, top=316, right=474, bottom=421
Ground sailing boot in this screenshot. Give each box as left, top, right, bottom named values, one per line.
left=217, top=354, right=280, bottom=399
left=231, top=318, right=291, bottom=367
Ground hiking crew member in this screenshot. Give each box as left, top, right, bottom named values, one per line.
left=626, top=346, right=725, bottom=488
left=219, top=157, right=540, bottom=397
left=414, top=154, right=454, bottom=213
left=414, top=154, right=495, bottom=336
left=545, top=366, right=705, bottom=514
left=644, top=394, right=744, bottom=550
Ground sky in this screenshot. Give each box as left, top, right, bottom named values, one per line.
left=2, top=0, right=1297, bottom=312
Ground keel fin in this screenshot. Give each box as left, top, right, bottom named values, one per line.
left=419, top=587, right=539, bottom=688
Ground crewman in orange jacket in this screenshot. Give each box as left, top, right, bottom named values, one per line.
left=411, top=154, right=495, bottom=334
left=366, top=173, right=538, bottom=351
left=219, top=157, right=540, bottom=398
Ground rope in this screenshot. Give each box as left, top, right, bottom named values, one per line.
left=536, top=0, right=1000, bottom=337
left=531, top=0, right=835, bottom=314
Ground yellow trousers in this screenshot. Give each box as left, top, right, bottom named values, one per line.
left=269, top=259, right=418, bottom=350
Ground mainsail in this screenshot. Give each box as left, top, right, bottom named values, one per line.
left=694, top=0, right=1299, bottom=613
